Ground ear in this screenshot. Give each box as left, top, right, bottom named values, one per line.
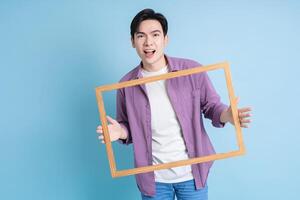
left=164, top=35, right=169, bottom=47
left=131, top=37, right=135, bottom=48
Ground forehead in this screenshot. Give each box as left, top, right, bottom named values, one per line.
left=137, top=19, right=163, bottom=33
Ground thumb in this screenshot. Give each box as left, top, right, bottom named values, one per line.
left=235, top=96, right=240, bottom=105
left=106, top=115, right=117, bottom=125
left=229, top=96, right=239, bottom=109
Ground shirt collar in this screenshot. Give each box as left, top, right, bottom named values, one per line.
left=134, top=54, right=179, bottom=79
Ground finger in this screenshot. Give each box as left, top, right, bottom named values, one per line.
left=101, top=140, right=105, bottom=144
left=97, top=124, right=113, bottom=134
left=241, top=123, right=249, bottom=128
left=238, top=107, right=252, bottom=113
left=239, top=112, right=251, bottom=118
left=229, top=97, right=239, bottom=109
left=96, top=125, right=102, bottom=130
left=240, top=119, right=251, bottom=124
left=235, top=96, right=240, bottom=105
left=98, top=135, right=104, bottom=140
left=96, top=128, right=103, bottom=133
left=106, top=115, right=117, bottom=125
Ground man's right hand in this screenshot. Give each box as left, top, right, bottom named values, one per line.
left=96, top=116, right=127, bottom=144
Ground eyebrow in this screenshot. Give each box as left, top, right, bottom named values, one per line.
left=135, top=30, right=162, bottom=35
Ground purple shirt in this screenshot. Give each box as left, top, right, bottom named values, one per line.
left=116, top=55, right=228, bottom=196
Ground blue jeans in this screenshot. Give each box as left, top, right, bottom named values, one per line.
left=141, top=179, right=208, bottom=200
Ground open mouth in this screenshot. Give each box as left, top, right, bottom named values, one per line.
left=144, top=49, right=156, bottom=57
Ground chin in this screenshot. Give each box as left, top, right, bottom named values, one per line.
left=143, top=58, right=158, bottom=66
left=141, top=52, right=164, bottom=67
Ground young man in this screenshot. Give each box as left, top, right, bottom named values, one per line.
left=97, top=9, right=251, bottom=200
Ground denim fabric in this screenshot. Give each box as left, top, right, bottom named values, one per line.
left=141, top=179, right=208, bottom=200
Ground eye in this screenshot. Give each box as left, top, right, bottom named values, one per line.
left=153, top=33, right=160, bottom=37
left=137, top=34, right=144, bottom=38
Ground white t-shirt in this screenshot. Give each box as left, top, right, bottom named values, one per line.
left=141, top=65, right=193, bottom=183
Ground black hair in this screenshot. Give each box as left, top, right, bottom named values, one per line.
left=130, top=8, right=168, bottom=39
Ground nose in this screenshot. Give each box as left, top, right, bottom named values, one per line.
left=144, top=36, right=153, bottom=46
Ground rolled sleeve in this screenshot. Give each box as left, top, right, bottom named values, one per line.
left=116, top=88, right=132, bottom=144
left=199, top=72, right=228, bottom=128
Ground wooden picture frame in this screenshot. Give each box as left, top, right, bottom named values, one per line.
left=95, top=62, right=245, bottom=178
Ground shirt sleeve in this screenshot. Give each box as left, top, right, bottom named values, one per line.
left=116, top=88, right=132, bottom=144
left=199, top=72, right=228, bottom=128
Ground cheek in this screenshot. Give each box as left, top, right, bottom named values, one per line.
left=136, top=47, right=144, bottom=56
left=156, top=40, right=165, bottom=50
left=133, top=43, right=142, bottom=51
left=136, top=41, right=145, bottom=49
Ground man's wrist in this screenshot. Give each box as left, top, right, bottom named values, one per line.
left=220, top=109, right=229, bottom=123
left=119, top=127, right=128, bottom=140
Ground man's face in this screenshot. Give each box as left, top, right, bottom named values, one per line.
left=131, top=19, right=168, bottom=68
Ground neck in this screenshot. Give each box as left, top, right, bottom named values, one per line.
left=142, top=55, right=167, bottom=72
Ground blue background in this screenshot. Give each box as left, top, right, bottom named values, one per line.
left=1, top=1, right=299, bottom=199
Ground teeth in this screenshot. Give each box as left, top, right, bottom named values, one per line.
left=144, top=50, right=155, bottom=53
